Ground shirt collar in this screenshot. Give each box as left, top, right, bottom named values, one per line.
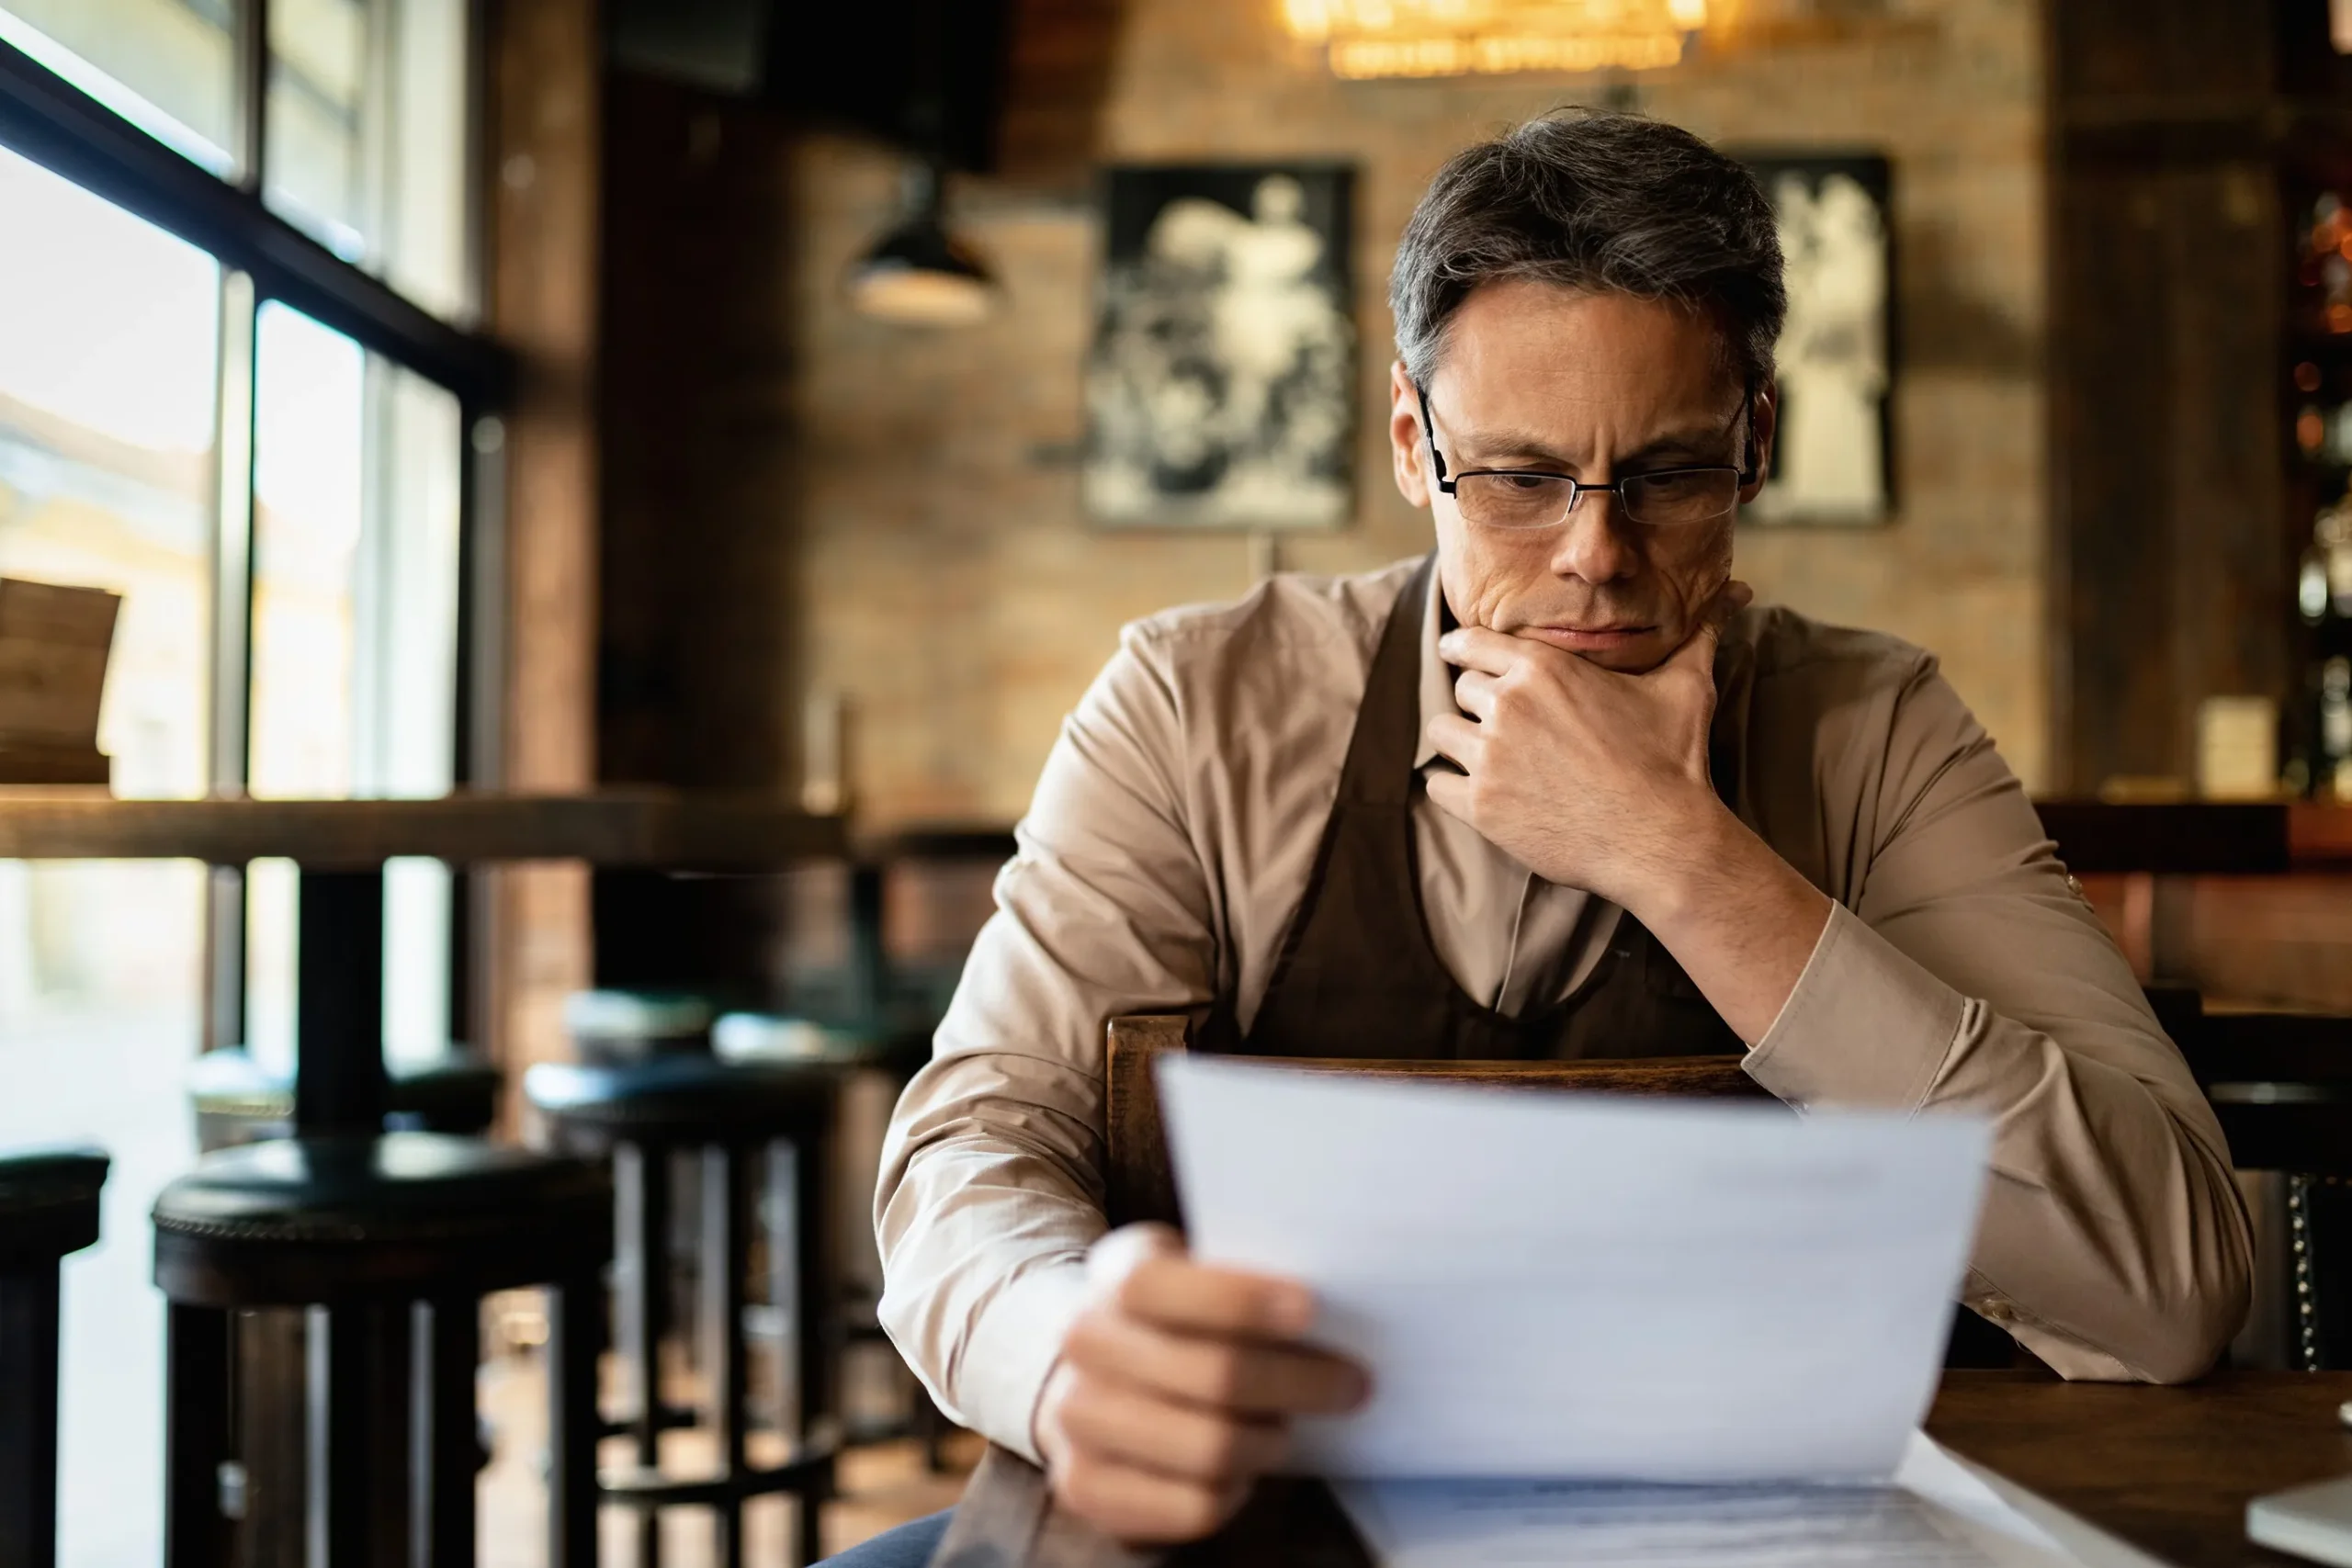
left=1413, top=567, right=1453, bottom=772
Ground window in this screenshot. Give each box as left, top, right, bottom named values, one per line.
left=266, top=0, right=473, bottom=316
left=0, top=139, right=217, bottom=1568
left=0, top=8, right=494, bottom=1563
left=0, top=0, right=241, bottom=174
left=246, top=301, right=463, bottom=1075
left=0, top=0, right=474, bottom=314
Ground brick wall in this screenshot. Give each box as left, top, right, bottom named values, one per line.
left=778, top=0, right=2048, bottom=823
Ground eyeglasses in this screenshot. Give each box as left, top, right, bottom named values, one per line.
left=1414, top=384, right=1758, bottom=532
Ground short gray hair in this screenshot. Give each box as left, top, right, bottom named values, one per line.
left=1390, top=110, right=1786, bottom=394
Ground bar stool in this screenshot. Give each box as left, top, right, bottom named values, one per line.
left=563, top=989, right=716, bottom=1064
left=0, top=1148, right=107, bottom=1568
left=560, top=988, right=721, bottom=1437
left=179, top=1046, right=512, bottom=1556
left=526, top=1052, right=844, bottom=1568
left=715, top=1012, right=952, bottom=1468
left=2170, top=1003, right=2352, bottom=1366
left=190, top=1045, right=503, bottom=1152
left=153, top=1134, right=610, bottom=1568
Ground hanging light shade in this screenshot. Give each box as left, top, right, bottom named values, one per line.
left=847, top=161, right=997, bottom=328
left=1282, top=0, right=1706, bottom=80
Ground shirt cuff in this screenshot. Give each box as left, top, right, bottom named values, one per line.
left=1958, top=1269, right=2138, bottom=1382
left=1743, top=902, right=1966, bottom=1112
left=953, top=1258, right=1093, bottom=1464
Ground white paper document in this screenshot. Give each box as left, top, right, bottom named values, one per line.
left=1330, top=1435, right=2097, bottom=1567
left=1155, top=1055, right=1994, bottom=1482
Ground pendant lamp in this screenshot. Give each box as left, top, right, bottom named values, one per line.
left=847, top=160, right=996, bottom=327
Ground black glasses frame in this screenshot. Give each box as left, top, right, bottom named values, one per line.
left=1413, top=382, right=1760, bottom=528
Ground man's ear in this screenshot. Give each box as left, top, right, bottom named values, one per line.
left=1389, top=360, right=1431, bottom=509
left=1738, top=378, right=1779, bottom=504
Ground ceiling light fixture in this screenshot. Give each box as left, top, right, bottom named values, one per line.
left=1282, top=0, right=1707, bottom=80
left=847, top=160, right=997, bottom=328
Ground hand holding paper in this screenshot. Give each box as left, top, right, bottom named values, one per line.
left=1031, top=1221, right=1371, bottom=1542
left=1155, top=1055, right=1993, bottom=1482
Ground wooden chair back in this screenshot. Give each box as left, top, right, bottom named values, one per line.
left=1102, top=1014, right=1768, bottom=1229
left=2134, top=992, right=2352, bottom=1369
left=2160, top=1004, right=2352, bottom=1177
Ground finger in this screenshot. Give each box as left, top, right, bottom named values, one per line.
left=1705, top=579, right=1755, bottom=630
left=1053, top=1451, right=1242, bottom=1544
left=1057, top=1376, right=1293, bottom=1483
left=1118, top=1255, right=1317, bottom=1338
left=1451, top=669, right=1498, bottom=722
left=1086, top=1223, right=1187, bottom=1303
left=1662, top=620, right=1722, bottom=677
left=1656, top=585, right=1747, bottom=681
left=1425, top=769, right=1472, bottom=824
left=1425, top=712, right=1484, bottom=771
left=1062, top=1311, right=1372, bottom=1416
left=1436, top=624, right=1525, bottom=677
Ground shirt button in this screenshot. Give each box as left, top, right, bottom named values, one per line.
left=1976, top=1297, right=2016, bottom=1324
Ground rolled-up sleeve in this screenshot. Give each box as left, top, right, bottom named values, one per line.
left=1744, top=660, right=2252, bottom=1382
left=873, top=629, right=1224, bottom=1460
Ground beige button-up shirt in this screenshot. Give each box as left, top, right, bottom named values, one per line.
left=875, top=558, right=2253, bottom=1461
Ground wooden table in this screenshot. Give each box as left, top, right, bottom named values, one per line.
left=931, top=1370, right=2352, bottom=1567
left=0, top=789, right=843, bottom=867
left=0, top=791, right=845, bottom=1133
left=2031, top=801, right=2352, bottom=875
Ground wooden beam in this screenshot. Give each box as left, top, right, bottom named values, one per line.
left=486, top=0, right=602, bottom=1118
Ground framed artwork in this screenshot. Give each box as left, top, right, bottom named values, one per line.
left=1739, top=153, right=1894, bottom=526
left=1084, top=163, right=1357, bottom=530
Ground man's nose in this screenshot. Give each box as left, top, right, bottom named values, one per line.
left=1547, top=489, right=1643, bottom=585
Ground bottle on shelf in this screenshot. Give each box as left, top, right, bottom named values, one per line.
left=2299, top=190, right=2352, bottom=336
left=2295, top=488, right=2352, bottom=799
left=2322, top=658, right=2352, bottom=800
left=2295, top=398, right=2352, bottom=466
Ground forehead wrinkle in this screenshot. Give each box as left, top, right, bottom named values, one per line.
left=1443, top=405, right=1741, bottom=468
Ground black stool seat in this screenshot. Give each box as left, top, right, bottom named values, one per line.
left=386, top=1055, right=503, bottom=1134
left=714, top=1011, right=933, bottom=1080
left=191, top=1048, right=503, bottom=1150
left=526, top=1054, right=843, bottom=1147
left=0, top=1147, right=107, bottom=1267
left=1, top=1147, right=108, bottom=1568
left=154, top=1133, right=608, bottom=1305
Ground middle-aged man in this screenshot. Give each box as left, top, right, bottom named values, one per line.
left=824, top=110, right=2252, bottom=1565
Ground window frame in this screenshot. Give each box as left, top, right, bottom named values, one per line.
left=0, top=18, right=507, bottom=402
left=0, top=2, right=512, bottom=1053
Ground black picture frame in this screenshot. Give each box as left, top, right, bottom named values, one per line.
left=1736, top=152, right=1896, bottom=527
left=1084, top=162, right=1357, bottom=531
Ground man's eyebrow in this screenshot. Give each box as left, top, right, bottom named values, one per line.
left=1618, top=422, right=1746, bottom=463
left=1451, top=424, right=1581, bottom=467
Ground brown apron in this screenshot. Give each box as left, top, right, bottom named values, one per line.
left=1209, top=553, right=1745, bottom=1061
left=1195, top=553, right=2020, bottom=1367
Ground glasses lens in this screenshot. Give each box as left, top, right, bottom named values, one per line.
left=1623, top=469, right=1740, bottom=526
left=1454, top=472, right=1575, bottom=530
